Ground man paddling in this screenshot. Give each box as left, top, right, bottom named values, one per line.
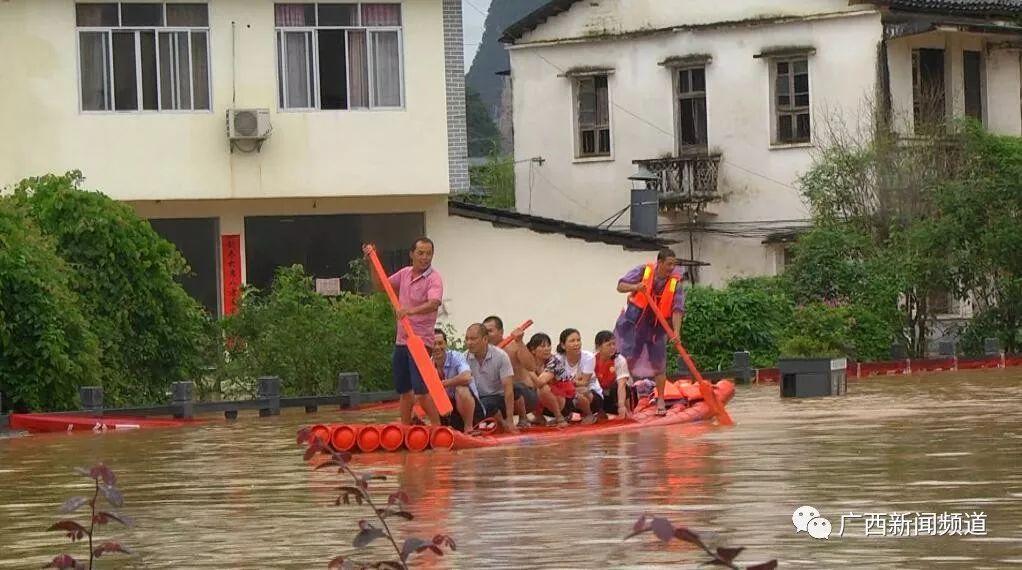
left=614, top=248, right=686, bottom=416
left=364, top=238, right=443, bottom=427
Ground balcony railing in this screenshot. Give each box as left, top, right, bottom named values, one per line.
left=633, top=153, right=721, bottom=209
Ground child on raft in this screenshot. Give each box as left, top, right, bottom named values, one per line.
left=537, top=328, right=598, bottom=425
left=593, top=330, right=633, bottom=419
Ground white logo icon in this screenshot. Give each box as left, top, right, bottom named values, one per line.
left=807, top=516, right=832, bottom=539
left=793, top=505, right=820, bottom=533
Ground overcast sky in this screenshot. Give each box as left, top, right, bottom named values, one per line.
left=462, top=0, right=492, bottom=66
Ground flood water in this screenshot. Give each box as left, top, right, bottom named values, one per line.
left=1, top=369, right=1020, bottom=569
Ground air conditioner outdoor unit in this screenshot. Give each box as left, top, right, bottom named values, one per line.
left=227, top=108, right=271, bottom=149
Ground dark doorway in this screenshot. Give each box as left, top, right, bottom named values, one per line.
left=148, top=217, right=220, bottom=314
left=244, top=213, right=426, bottom=290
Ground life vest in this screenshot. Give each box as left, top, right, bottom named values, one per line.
left=627, top=264, right=679, bottom=316
left=595, top=355, right=619, bottom=390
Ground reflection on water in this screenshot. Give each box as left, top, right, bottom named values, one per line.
left=2, top=370, right=1020, bottom=568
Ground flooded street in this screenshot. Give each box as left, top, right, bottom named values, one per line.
left=2, top=369, right=1020, bottom=569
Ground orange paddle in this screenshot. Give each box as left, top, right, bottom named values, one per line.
left=364, top=245, right=453, bottom=416
left=640, top=290, right=735, bottom=426
left=498, top=319, right=533, bottom=349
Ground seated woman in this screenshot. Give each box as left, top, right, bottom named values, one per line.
left=592, top=330, right=633, bottom=418
left=525, top=333, right=568, bottom=426
left=536, top=328, right=597, bottom=425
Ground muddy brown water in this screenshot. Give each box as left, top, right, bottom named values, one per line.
left=1, top=369, right=1020, bottom=569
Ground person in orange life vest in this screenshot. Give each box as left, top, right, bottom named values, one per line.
left=537, top=328, right=597, bottom=425
left=525, top=332, right=569, bottom=426
left=592, top=330, right=633, bottom=419
left=614, top=247, right=686, bottom=417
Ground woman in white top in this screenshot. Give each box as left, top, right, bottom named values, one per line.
left=537, top=328, right=597, bottom=425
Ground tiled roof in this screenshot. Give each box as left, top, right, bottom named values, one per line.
left=870, top=0, right=1022, bottom=17
left=448, top=200, right=690, bottom=255
left=501, top=0, right=1022, bottom=43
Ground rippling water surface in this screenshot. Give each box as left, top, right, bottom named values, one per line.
left=2, top=370, right=1020, bottom=569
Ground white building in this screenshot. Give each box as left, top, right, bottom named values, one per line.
left=502, top=0, right=1022, bottom=299
left=0, top=0, right=673, bottom=341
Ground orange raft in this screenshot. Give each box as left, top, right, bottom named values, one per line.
left=311, top=380, right=735, bottom=453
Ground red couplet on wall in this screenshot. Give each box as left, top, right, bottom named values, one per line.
left=221, top=234, right=242, bottom=315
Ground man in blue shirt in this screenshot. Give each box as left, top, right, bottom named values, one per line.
left=432, top=328, right=483, bottom=433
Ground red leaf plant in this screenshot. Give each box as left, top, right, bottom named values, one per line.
left=297, top=427, right=456, bottom=569
left=46, top=464, right=134, bottom=569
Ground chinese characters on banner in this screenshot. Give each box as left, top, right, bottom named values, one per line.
left=221, top=235, right=242, bottom=315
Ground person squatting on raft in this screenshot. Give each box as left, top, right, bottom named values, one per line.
left=525, top=333, right=570, bottom=426
left=614, top=247, right=686, bottom=417
left=364, top=238, right=444, bottom=427
left=593, top=330, right=633, bottom=419
left=483, top=315, right=556, bottom=428
left=463, top=323, right=519, bottom=434
left=537, top=328, right=598, bottom=425
left=432, top=328, right=484, bottom=434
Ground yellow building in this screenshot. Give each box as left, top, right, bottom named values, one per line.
left=0, top=0, right=470, bottom=314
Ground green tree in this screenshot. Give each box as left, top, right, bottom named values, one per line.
left=222, top=265, right=396, bottom=395
left=467, top=87, right=500, bottom=157
left=12, top=172, right=207, bottom=406
left=0, top=200, right=102, bottom=411
left=937, top=123, right=1022, bottom=353
left=468, top=153, right=515, bottom=209
left=680, top=276, right=795, bottom=370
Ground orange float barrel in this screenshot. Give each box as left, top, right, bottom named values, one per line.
left=330, top=424, right=360, bottom=452
left=309, top=424, right=332, bottom=446
left=356, top=425, right=381, bottom=452
left=404, top=425, right=431, bottom=452
left=429, top=426, right=455, bottom=450
left=380, top=424, right=406, bottom=451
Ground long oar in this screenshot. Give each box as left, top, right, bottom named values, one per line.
left=365, top=246, right=453, bottom=416
left=641, top=290, right=735, bottom=426
left=498, top=319, right=533, bottom=349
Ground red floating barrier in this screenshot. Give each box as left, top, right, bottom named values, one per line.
left=356, top=425, right=381, bottom=452
left=429, top=426, right=455, bottom=450
left=405, top=425, right=430, bottom=452
left=380, top=424, right=406, bottom=452
left=309, top=424, right=332, bottom=445
left=330, top=424, right=359, bottom=452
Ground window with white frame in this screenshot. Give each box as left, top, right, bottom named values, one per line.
left=772, top=58, right=810, bottom=144
left=76, top=3, right=211, bottom=112
left=274, top=3, right=403, bottom=110
left=574, top=74, right=611, bottom=157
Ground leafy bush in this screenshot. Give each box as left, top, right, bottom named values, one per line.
left=12, top=172, right=207, bottom=406
left=778, top=301, right=893, bottom=361
left=680, top=276, right=795, bottom=370
left=222, top=265, right=396, bottom=395
left=0, top=200, right=101, bottom=411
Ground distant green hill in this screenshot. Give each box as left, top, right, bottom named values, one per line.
left=466, top=0, right=549, bottom=120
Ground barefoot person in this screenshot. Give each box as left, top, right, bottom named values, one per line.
left=526, top=333, right=568, bottom=426
left=464, top=323, right=519, bottom=433
left=593, top=330, right=633, bottom=418
left=364, top=238, right=443, bottom=427
left=484, top=315, right=542, bottom=428
left=432, top=329, right=483, bottom=434
left=538, top=328, right=597, bottom=425
left=614, top=248, right=686, bottom=416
